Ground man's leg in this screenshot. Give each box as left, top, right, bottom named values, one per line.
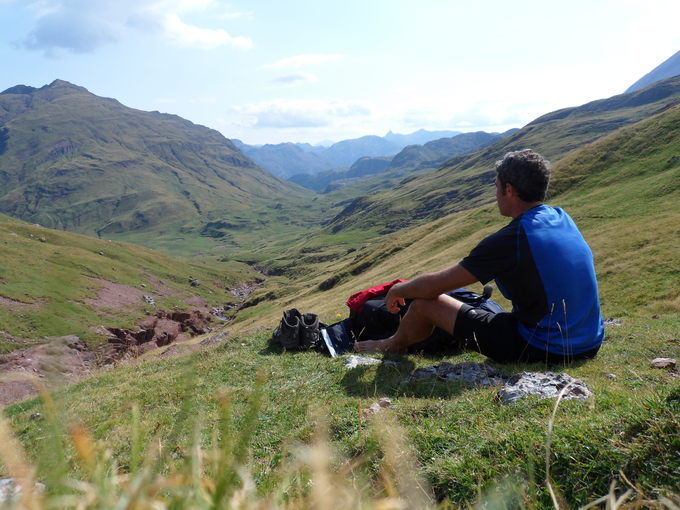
left=354, top=294, right=464, bottom=353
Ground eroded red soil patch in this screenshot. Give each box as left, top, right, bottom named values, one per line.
left=183, top=295, right=210, bottom=313
left=0, top=309, right=218, bottom=407
left=0, top=336, right=94, bottom=407
left=84, top=277, right=147, bottom=310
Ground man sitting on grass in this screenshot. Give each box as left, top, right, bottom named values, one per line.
left=355, top=149, right=604, bottom=364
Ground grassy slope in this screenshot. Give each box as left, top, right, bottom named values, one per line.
left=229, top=101, right=680, bottom=332
left=0, top=213, right=257, bottom=348
left=321, top=75, right=680, bottom=238
left=3, top=87, right=679, bottom=507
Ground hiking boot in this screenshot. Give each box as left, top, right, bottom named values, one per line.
left=300, top=313, right=320, bottom=349
left=271, top=309, right=302, bottom=349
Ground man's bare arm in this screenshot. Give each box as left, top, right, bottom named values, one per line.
left=385, top=264, right=478, bottom=313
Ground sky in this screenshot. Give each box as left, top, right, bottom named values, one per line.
left=1, top=0, right=679, bottom=146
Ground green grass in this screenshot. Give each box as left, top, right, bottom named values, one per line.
left=3, top=320, right=679, bottom=506
left=0, top=213, right=256, bottom=348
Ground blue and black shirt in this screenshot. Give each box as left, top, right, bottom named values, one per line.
left=460, top=205, right=604, bottom=356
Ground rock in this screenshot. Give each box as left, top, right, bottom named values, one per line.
left=408, top=362, right=506, bottom=387
left=98, top=252, right=104, bottom=255
left=159, top=279, right=165, bottom=285
left=651, top=357, right=677, bottom=369
left=0, top=479, right=46, bottom=503
left=606, top=373, right=617, bottom=379
left=198, top=331, right=229, bottom=347
left=344, top=355, right=403, bottom=369
left=39, top=238, right=46, bottom=243
left=29, top=413, right=43, bottom=420
left=361, top=397, right=393, bottom=418
left=189, top=278, right=200, bottom=287
left=143, top=295, right=155, bottom=306
left=141, top=284, right=146, bottom=288
left=345, top=355, right=381, bottom=368
left=497, top=372, right=592, bottom=405
left=652, top=314, right=660, bottom=319
left=603, top=318, right=621, bottom=326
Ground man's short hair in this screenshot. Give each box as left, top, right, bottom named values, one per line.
left=495, top=149, right=551, bottom=203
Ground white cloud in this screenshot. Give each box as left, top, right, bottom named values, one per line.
left=18, top=0, right=252, bottom=53
left=230, top=99, right=375, bottom=129
left=271, top=72, right=319, bottom=86
left=164, top=14, right=251, bottom=50
left=265, top=54, right=341, bottom=70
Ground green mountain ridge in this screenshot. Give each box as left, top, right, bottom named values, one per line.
left=323, top=74, right=680, bottom=236
left=0, top=79, right=311, bottom=241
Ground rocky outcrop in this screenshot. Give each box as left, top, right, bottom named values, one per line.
left=105, top=310, right=212, bottom=358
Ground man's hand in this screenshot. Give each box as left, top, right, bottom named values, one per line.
left=384, top=264, right=478, bottom=314
left=385, top=283, right=406, bottom=313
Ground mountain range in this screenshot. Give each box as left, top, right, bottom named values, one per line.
left=2, top=58, right=680, bottom=251
left=233, top=129, right=462, bottom=179
left=288, top=129, right=517, bottom=192
left=325, top=74, right=680, bottom=236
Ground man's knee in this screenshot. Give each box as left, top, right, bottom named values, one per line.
left=408, top=295, right=463, bottom=332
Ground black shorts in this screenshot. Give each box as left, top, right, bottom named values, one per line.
left=453, top=304, right=600, bottom=365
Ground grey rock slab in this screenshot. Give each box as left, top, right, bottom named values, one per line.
left=345, top=355, right=381, bottom=368
left=408, top=362, right=507, bottom=387
left=497, top=372, right=592, bottom=405
left=344, top=355, right=403, bottom=369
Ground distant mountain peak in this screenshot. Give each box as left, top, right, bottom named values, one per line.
left=1, top=80, right=91, bottom=97
left=625, top=49, right=680, bottom=93
left=44, top=79, right=90, bottom=93
left=0, top=84, right=37, bottom=95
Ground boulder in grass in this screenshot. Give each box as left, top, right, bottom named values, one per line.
left=651, top=357, right=677, bottom=369
left=497, top=372, right=592, bottom=405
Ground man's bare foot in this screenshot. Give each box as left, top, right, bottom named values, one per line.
left=355, top=338, right=393, bottom=353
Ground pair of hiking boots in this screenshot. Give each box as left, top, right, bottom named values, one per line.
left=271, top=309, right=325, bottom=350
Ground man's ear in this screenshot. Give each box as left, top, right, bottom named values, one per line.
left=505, top=182, right=516, bottom=198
